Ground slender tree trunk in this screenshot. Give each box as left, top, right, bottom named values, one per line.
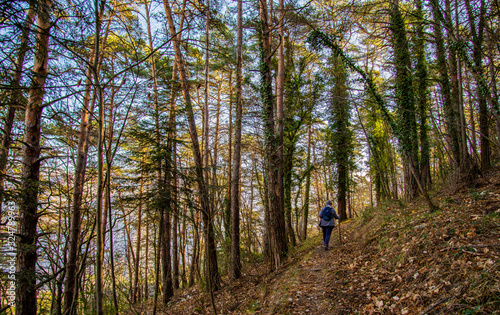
left=163, top=0, right=220, bottom=291
left=16, top=1, right=51, bottom=314
left=94, top=0, right=106, bottom=313
left=466, top=0, right=490, bottom=170
left=465, top=73, right=478, bottom=159
left=181, top=208, right=187, bottom=286
left=168, top=63, right=180, bottom=290
left=161, top=202, right=173, bottom=304
left=63, top=52, right=97, bottom=315
left=312, top=144, right=322, bottom=212
left=302, top=125, right=312, bottom=240
left=133, top=176, right=144, bottom=303
left=230, top=0, right=243, bottom=280
left=489, top=51, right=500, bottom=149
left=277, top=0, right=289, bottom=247
left=454, top=0, right=471, bottom=168
left=145, top=0, right=174, bottom=304
left=262, top=167, right=270, bottom=261
left=0, top=2, right=35, bottom=219
left=248, top=170, right=255, bottom=254
left=144, top=215, right=150, bottom=301
left=224, top=70, right=233, bottom=273
left=166, top=0, right=186, bottom=292
left=283, top=150, right=296, bottom=246
left=203, top=0, right=210, bottom=185
left=188, top=204, right=199, bottom=287
left=172, top=144, right=179, bottom=290
left=106, top=85, right=119, bottom=314
left=212, top=78, right=221, bottom=209
left=445, top=0, right=469, bottom=171
left=152, top=206, right=163, bottom=315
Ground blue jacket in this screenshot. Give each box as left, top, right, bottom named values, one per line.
left=319, top=205, right=339, bottom=227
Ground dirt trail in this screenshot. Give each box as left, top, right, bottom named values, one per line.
left=162, top=222, right=376, bottom=314
left=248, top=223, right=375, bottom=315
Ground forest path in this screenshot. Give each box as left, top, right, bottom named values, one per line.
left=163, top=220, right=383, bottom=314
left=247, top=222, right=380, bottom=315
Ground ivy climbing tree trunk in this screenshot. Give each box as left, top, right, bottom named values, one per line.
left=389, top=0, right=419, bottom=200
left=16, top=1, right=51, bottom=314
left=330, top=54, right=352, bottom=221
left=258, top=0, right=288, bottom=271
left=413, top=0, right=431, bottom=189
left=277, top=0, right=293, bottom=249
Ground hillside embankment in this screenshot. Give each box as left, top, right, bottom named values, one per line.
left=141, top=168, right=500, bottom=315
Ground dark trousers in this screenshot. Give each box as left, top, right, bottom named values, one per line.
left=321, top=226, right=334, bottom=246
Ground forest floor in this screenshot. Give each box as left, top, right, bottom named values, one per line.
left=139, top=168, right=500, bottom=315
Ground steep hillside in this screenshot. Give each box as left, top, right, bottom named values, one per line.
left=144, top=168, right=500, bottom=315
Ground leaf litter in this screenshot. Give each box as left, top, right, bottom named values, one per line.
left=134, top=168, right=500, bottom=314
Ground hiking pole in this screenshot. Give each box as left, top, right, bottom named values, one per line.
left=338, top=219, right=341, bottom=245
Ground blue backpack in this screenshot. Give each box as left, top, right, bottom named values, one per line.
left=322, top=206, right=333, bottom=221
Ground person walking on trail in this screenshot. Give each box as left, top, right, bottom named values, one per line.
left=318, top=200, right=339, bottom=251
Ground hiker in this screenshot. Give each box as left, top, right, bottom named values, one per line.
left=318, top=200, right=339, bottom=251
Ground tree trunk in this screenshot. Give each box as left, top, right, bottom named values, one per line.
left=313, top=144, right=322, bottom=212
left=258, top=0, right=288, bottom=271
left=488, top=49, right=500, bottom=149
left=169, top=64, right=180, bottom=290
left=465, top=0, right=490, bottom=170
left=63, top=48, right=98, bottom=315
left=203, top=0, right=210, bottom=187
left=283, top=150, right=296, bottom=246
left=161, top=203, right=173, bottom=304
left=144, top=215, right=150, bottom=301
left=277, top=0, right=289, bottom=248
left=302, top=125, right=312, bottom=240
left=445, top=0, right=470, bottom=171
left=230, top=0, right=243, bottom=280
left=414, top=0, right=431, bottom=189
left=133, top=176, right=144, bottom=303
left=225, top=70, right=233, bottom=274
left=94, top=1, right=106, bottom=313
left=0, top=1, right=35, bottom=219
left=389, top=0, right=419, bottom=200
left=16, top=1, right=51, bottom=314
left=166, top=0, right=186, bottom=291
left=153, top=206, right=163, bottom=315
left=331, top=54, right=351, bottom=221
left=172, top=142, right=179, bottom=290
left=105, top=73, right=119, bottom=314
left=162, top=0, right=221, bottom=291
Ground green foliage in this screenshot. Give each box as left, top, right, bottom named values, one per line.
left=307, top=29, right=396, bottom=135
left=282, top=35, right=323, bottom=222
